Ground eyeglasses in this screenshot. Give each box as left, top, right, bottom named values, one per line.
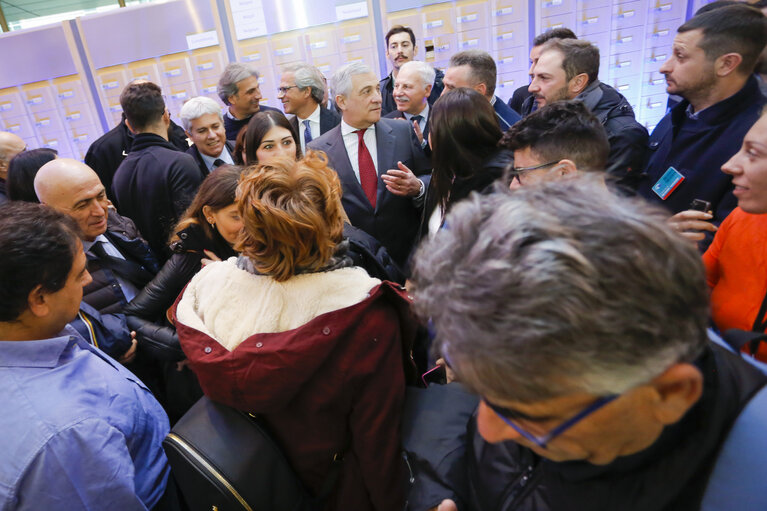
left=484, top=393, right=619, bottom=449
left=277, top=85, right=299, bottom=95
left=510, top=160, right=559, bottom=184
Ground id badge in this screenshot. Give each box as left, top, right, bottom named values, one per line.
left=652, top=167, right=685, bottom=200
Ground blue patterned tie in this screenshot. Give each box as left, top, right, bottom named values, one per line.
left=303, top=120, right=313, bottom=144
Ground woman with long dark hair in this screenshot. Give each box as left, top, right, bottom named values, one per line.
left=125, top=165, right=244, bottom=421
left=422, top=87, right=512, bottom=238
left=244, top=110, right=302, bottom=165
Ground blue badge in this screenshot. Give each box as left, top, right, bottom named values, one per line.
left=652, top=167, right=685, bottom=200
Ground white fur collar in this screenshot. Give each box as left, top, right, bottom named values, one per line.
left=176, top=258, right=381, bottom=351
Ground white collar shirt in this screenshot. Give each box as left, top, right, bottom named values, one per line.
left=340, top=120, right=378, bottom=184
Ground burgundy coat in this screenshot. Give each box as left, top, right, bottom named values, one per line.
left=173, top=280, right=418, bottom=511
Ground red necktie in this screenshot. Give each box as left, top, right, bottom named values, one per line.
left=356, top=129, right=377, bottom=208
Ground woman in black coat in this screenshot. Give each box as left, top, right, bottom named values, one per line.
left=125, top=165, right=243, bottom=421
left=420, top=88, right=512, bottom=240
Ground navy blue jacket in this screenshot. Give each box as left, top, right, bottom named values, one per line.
left=493, top=96, right=521, bottom=132
left=638, top=76, right=766, bottom=228
left=70, top=302, right=133, bottom=359
left=380, top=68, right=444, bottom=117
left=112, top=133, right=204, bottom=262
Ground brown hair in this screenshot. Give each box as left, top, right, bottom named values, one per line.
left=541, top=39, right=600, bottom=84
left=170, top=165, right=243, bottom=245
left=385, top=25, right=416, bottom=47
left=236, top=150, right=344, bottom=281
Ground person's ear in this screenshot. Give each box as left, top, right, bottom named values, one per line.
left=570, top=73, right=589, bottom=96
left=27, top=285, right=50, bottom=318
left=649, top=363, right=703, bottom=425
left=716, top=53, right=743, bottom=77
left=475, top=82, right=488, bottom=97
left=125, top=118, right=136, bottom=134
left=202, top=205, right=214, bottom=224
left=336, top=94, right=347, bottom=111
left=424, top=83, right=433, bottom=96
left=556, top=159, right=578, bottom=176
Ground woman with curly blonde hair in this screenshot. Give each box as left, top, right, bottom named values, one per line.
left=174, top=150, right=416, bottom=510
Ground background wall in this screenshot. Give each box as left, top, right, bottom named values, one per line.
left=0, top=0, right=721, bottom=160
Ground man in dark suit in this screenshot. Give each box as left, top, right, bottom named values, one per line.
left=84, top=80, right=189, bottom=203
left=442, top=50, right=521, bottom=132
left=179, top=96, right=235, bottom=176
left=278, top=64, right=341, bottom=154
left=308, top=62, right=430, bottom=270
left=384, top=60, right=434, bottom=155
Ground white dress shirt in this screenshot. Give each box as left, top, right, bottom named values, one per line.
left=297, top=104, right=322, bottom=152
left=199, top=145, right=234, bottom=172
left=340, top=120, right=378, bottom=184
left=403, top=103, right=429, bottom=134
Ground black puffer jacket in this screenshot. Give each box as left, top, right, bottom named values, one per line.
left=124, top=223, right=237, bottom=362
left=83, top=210, right=159, bottom=315
left=344, top=223, right=406, bottom=285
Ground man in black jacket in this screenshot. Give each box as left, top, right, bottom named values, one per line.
left=111, top=81, right=204, bottom=263
left=179, top=96, right=235, bottom=177
left=524, top=38, right=648, bottom=190
left=379, top=25, right=444, bottom=116
left=410, top=178, right=767, bottom=511
left=34, top=158, right=159, bottom=361
left=84, top=81, right=189, bottom=203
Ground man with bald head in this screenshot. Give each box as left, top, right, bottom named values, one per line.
left=35, top=158, right=158, bottom=319
left=0, top=131, right=26, bottom=203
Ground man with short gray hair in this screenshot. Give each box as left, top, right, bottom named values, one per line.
left=308, top=62, right=430, bottom=270
left=278, top=63, right=341, bottom=153
left=217, top=63, right=280, bottom=140
left=410, top=177, right=767, bottom=511
left=384, top=60, right=435, bottom=150
left=179, top=96, right=234, bottom=176
left=442, top=50, right=521, bottom=131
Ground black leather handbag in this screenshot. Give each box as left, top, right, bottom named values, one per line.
left=163, top=396, right=313, bottom=511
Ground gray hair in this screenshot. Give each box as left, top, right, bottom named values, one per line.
left=218, top=63, right=259, bottom=105
left=331, top=62, right=372, bottom=99
left=282, top=63, right=325, bottom=104
left=179, top=96, right=223, bottom=132
left=411, top=176, right=709, bottom=404
left=449, top=50, right=497, bottom=97
left=397, top=60, right=436, bottom=88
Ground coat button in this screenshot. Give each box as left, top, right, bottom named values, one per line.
left=204, top=346, right=212, bottom=354
left=256, top=342, right=263, bottom=348
left=322, top=327, right=331, bottom=335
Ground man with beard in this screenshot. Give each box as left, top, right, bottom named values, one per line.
left=637, top=4, right=767, bottom=242
left=524, top=39, right=647, bottom=190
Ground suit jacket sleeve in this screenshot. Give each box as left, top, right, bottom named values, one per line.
left=605, top=122, right=649, bottom=192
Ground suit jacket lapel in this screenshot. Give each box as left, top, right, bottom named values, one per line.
left=375, top=120, right=396, bottom=209
left=323, top=126, right=372, bottom=212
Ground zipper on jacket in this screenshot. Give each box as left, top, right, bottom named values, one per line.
left=402, top=451, right=415, bottom=484
left=499, top=462, right=543, bottom=511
